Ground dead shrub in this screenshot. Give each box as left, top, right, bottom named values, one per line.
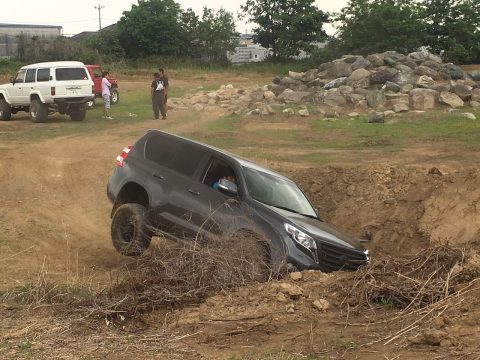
left=82, top=232, right=276, bottom=320
left=334, top=245, right=479, bottom=310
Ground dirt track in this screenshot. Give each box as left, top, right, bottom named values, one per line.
left=1, top=103, right=480, bottom=358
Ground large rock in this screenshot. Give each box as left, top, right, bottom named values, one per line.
left=368, top=112, right=385, bottom=123
left=351, top=56, right=371, bottom=70
left=443, top=63, right=465, bottom=80
left=469, top=70, right=480, bottom=81
left=421, top=60, right=443, bottom=72
left=452, top=84, right=472, bottom=101
left=394, top=70, right=418, bottom=86
left=410, top=88, right=438, bottom=110
left=408, top=50, right=429, bottom=62
left=348, top=68, right=371, bottom=82
left=393, top=103, right=409, bottom=112
left=302, top=69, right=319, bottom=83
left=439, top=91, right=464, bottom=108
left=326, top=62, right=353, bottom=78
left=278, top=90, right=311, bottom=103
left=367, top=53, right=385, bottom=67
left=414, top=65, right=439, bottom=80
left=384, top=81, right=401, bottom=93
left=370, top=69, right=395, bottom=84
left=288, top=71, right=304, bottom=81
left=280, top=77, right=302, bottom=88
left=383, top=50, right=406, bottom=62
left=324, top=77, right=347, bottom=90
left=472, top=88, right=480, bottom=102
left=386, top=93, right=409, bottom=106
left=365, top=90, right=386, bottom=108
left=340, top=55, right=361, bottom=64
left=417, top=75, right=436, bottom=88
left=324, top=91, right=348, bottom=107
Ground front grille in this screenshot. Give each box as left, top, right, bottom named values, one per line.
left=315, top=241, right=368, bottom=272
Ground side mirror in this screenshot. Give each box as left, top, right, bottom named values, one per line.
left=218, top=178, right=238, bottom=196
left=10, top=77, right=15, bottom=85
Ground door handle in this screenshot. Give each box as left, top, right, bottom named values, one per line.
left=188, top=189, right=200, bottom=196
left=152, top=173, right=164, bottom=180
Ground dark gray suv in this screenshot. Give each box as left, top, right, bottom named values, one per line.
left=107, top=130, right=369, bottom=272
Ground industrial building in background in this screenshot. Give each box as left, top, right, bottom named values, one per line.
left=0, top=23, right=63, bottom=58
left=228, top=34, right=271, bottom=64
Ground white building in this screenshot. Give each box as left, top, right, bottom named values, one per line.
left=228, top=34, right=271, bottom=64
left=0, top=24, right=63, bottom=58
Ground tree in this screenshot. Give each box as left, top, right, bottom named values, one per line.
left=117, top=0, right=185, bottom=58
left=196, top=7, right=238, bottom=63
left=240, top=0, right=329, bottom=59
left=421, top=0, right=480, bottom=63
left=334, top=0, right=426, bottom=56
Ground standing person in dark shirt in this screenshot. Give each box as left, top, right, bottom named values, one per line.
left=151, top=71, right=168, bottom=120
left=158, top=67, right=169, bottom=118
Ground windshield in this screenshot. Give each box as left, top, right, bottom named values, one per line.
left=243, top=166, right=317, bottom=218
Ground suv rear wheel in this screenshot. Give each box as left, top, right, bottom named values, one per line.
left=111, top=203, right=152, bottom=256
left=30, top=99, right=48, bottom=123
left=110, top=88, right=119, bottom=105
left=0, top=99, right=12, bottom=121
left=70, top=105, right=87, bottom=121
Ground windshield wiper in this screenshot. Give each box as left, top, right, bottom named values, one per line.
left=269, top=204, right=318, bottom=219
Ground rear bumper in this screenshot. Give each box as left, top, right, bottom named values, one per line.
left=54, top=97, right=94, bottom=105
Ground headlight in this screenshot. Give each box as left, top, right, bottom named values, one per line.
left=284, top=223, right=317, bottom=251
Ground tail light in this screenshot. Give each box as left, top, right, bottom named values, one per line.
left=92, top=85, right=95, bottom=94
left=116, top=146, right=133, bottom=167
left=51, top=87, right=56, bottom=96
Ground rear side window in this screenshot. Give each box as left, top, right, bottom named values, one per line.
left=55, top=68, right=88, bottom=81
left=37, top=69, right=50, bottom=82
left=25, top=69, right=36, bottom=83
left=145, top=135, right=206, bottom=178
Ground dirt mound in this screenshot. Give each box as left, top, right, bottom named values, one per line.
left=292, top=165, right=480, bottom=257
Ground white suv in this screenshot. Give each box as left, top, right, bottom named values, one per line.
left=0, top=61, right=95, bottom=122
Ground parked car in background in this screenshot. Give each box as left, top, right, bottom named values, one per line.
left=85, top=65, right=119, bottom=109
left=0, top=61, right=94, bottom=122
left=106, top=130, right=370, bottom=273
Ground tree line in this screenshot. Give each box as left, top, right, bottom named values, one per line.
left=15, top=0, right=480, bottom=65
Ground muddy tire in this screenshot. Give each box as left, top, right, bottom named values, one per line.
left=70, top=106, right=87, bottom=121
left=0, top=99, right=12, bottom=121
left=110, top=89, right=119, bottom=105
left=30, top=99, right=48, bottom=123
left=111, top=203, right=152, bottom=256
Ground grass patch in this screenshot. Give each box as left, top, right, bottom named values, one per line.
left=0, top=283, right=93, bottom=304
left=333, top=336, right=356, bottom=351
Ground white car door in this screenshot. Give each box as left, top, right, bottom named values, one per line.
left=8, top=69, right=26, bottom=104
left=21, top=69, right=37, bottom=105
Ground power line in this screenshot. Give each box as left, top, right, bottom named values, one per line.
left=94, top=4, right=105, bottom=30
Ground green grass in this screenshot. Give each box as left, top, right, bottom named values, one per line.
left=17, top=340, right=33, bottom=358
left=333, top=336, right=356, bottom=351
left=0, top=283, right=93, bottom=304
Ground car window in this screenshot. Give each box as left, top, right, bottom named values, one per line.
left=55, top=68, right=89, bottom=81
left=25, top=69, right=36, bottom=83
left=243, top=166, right=317, bottom=217
left=145, top=135, right=206, bottom=178
left=202, top=158, right=237, bottom=190
left=14, top=70, right=26, bottom=83
left=37, top=69, right=50, bottom=82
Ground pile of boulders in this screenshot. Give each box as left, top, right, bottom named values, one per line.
left=175, top=50, right=480, bottom=119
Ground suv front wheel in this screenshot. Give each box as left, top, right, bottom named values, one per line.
left=30, top=99, right=48, bottom=123
left=111, top=203, right=152, bottom=256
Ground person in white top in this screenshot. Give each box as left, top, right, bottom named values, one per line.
left=101, top=71, right=113, bottom=119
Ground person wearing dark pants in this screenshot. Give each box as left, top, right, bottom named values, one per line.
left=151, top=72, right=167, bottom=120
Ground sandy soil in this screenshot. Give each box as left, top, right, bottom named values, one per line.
left=1, top=78, right=480, bottom=359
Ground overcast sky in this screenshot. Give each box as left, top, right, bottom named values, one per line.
left=0, top=0, right=348, bottom=36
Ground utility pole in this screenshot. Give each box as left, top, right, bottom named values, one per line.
left=94, top=4, right=105, bottom=30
